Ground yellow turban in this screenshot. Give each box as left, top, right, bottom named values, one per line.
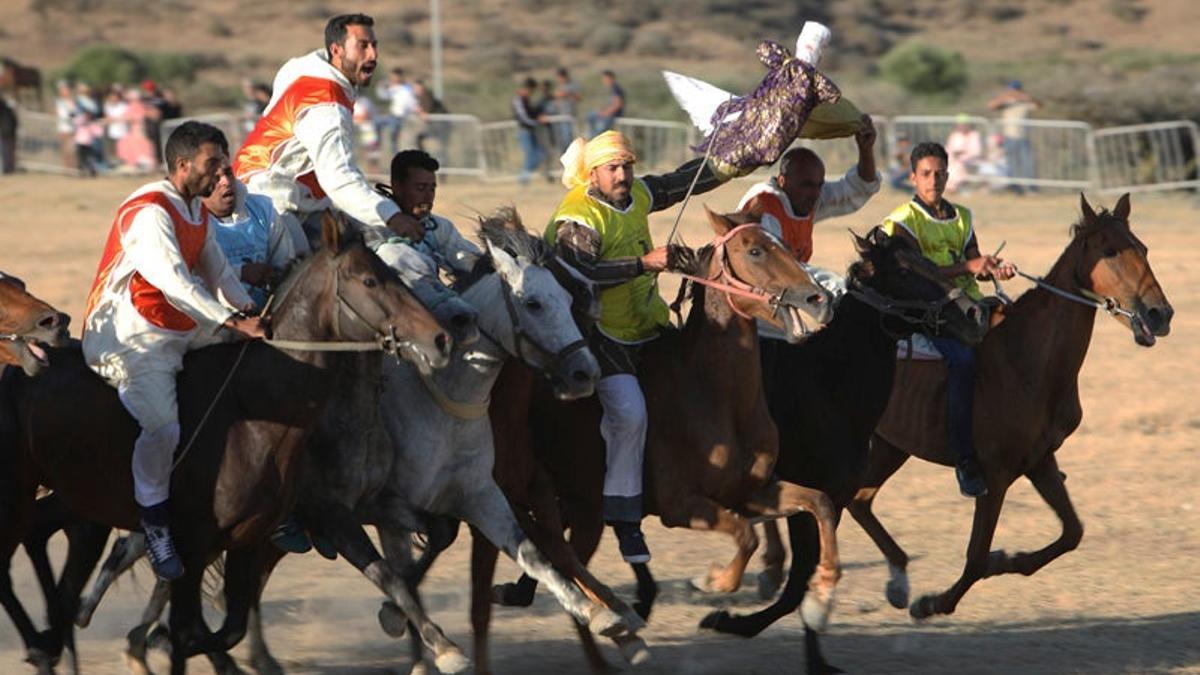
left=559, top=130, right=638, bottom=189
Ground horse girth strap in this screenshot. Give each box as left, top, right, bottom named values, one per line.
left=418, top=369, right=490, bottom=420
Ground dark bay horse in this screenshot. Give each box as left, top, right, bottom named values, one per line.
left=0, top=214, right=452, bottom=674
left=697, top=227, right=987, bottom=674
left=849, top=194, right=1173, bottom=624
left=476, top=209, right=841, bottom=673
left=0, top=273, right=70, bottom=376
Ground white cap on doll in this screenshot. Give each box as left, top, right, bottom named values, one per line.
left=794, top=21, right=831, bottom=66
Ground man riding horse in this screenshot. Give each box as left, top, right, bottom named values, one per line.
left=882, top=141, right=1015, bottom=497
left=545, top=130, right=728, bottom=563
left=82, top=121, right=267, bottom=580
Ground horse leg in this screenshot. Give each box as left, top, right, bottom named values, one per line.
left=490, top=469, right=563, bottom=608
left=0, top=448, right=55, bottom=672
left=77, top=532, right=145, bottom=628
left=124, top=579, right=170, bottom=675
left=983, top=453, right=1083, bottom=579
left=302, top=503, right=468, bottom=673
left=51, top=518, right=112, bottom=672
left=740, top=480, right=841, bottom=632
left=657, top=493, right=758, bottom=598
left=909, top=484, right=1009, bottom=620
left=0, top=562, right=56, bottom=674
left=756, top=520, right=786, bottom=600
left=241, top=547, right=286, bottom=675
left=462, top=487, right=631, bottom=641
left=379, top=521, right=459, bottom=675
left=167, top=558, right=211, bottom=675
left=560, top=496, right=618, bottom=672
left=24, top=493, right=70, bottom=642
left=469, top=526, right=500, bottom=675
left=701, top=513, right=845, bottom=673
left=846, top=435, right=913, bottom=609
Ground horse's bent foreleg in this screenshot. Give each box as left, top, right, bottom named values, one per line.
left=469, top=526, right=501, bottom=675
left=463, top=487, right=630, bottom=640
left=742, top=480, right=841, bottom=632
left=379, top=521, right=458, bottom=675
left=910, top=485, right=1008, bottom=620
left=124, top=579, right=170, bottom=675
left=306, top=503, right=468, bottom=673
left=985, top=454, right=1083, bottom=579
left=657, top=493, right=758, bottom=597
left=78, top=532, right=146, bottom=627
left=847, top=435, right=912, bottom=609
left=757, top=520, right=786, bottom=600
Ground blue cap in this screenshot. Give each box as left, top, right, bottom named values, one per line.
left=1009, top=80, right=1023, bottom=90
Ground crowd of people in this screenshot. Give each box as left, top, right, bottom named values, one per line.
left=53, top=79, right=183, bottom=176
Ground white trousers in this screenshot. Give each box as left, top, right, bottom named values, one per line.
left=116, top=368, right=181, bottom=507
left=597, top=374, right=648, bottom=517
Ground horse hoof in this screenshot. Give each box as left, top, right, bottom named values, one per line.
left=589, top=606, right=628, bottom=638
left=909, top=594, right=938, bottom=621
left=377, top=601, right=408, bottom=638
left=689, top=564, right=736, bottom=594
left=25, top=648, right=56, bottom=675
left=123, top=650, right=154, bottom=675
left=409, top=662, right=430, bottom=675
left=613, top=633, right=651, bottom=666
left=757, top=570, right=781, bottom=600
left=433, top=647, right=470, bottom=674
left=491, top=582, right=533, bottom=607
left=885, top=566, right=910, bottom=609
left=699, top=609, right=730, bottom=631
left=800, top=586, right=835, bottom=633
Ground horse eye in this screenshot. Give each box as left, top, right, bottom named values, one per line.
left=362, top=276, right=378, bottom=288
left=1103, top=247, right=1119, bottom=258
left=524, top=299, right=543, bottom=311
left=748, top=247, right=763, bottom=257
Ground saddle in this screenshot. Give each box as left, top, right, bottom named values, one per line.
left=896, top=296, right=1006, bottom=361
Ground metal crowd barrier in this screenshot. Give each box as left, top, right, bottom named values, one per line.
left=159, top=112, right=244, bottom=165
left=1092, top=121, right=1200, bottom=194
left=14, top=111, right=79, bottom=176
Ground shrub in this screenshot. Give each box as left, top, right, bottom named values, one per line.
left=630, top=29, right=673, bottom=57
left=60, top=45, right=211, bottom=88
left=585, top=23, right=632, bottom=55
left=880, top=42, right=968, bottom=97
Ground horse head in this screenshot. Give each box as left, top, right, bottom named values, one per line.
left=1073, top=193, right=1172, bottom=347
left=270, top=212, right=452, bottom=372
left=0, top=272, right=70, bottom=376
left=476, top=208, right=600, bottom=400
left=847, top=227, right=987, bottom=345
left=700, top=207, right=833, bottom=342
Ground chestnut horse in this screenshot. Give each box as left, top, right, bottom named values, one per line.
left=0, top=215, right=452, bottom=674
left=848, top=194, right=1173, bottom=624
left=474, top=209, right=840, bottom=673
left=697, top=228, right=987, bottom=674
left=0, top=273, right=70, bottom=376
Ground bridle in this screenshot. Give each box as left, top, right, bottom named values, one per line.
left=677, top=223, right=808, bottom=321
left=482, top=272, right=589, bottom=375
left=263, top=253, right=407, bottom=356
left=847, top=280, right=968, bottom=335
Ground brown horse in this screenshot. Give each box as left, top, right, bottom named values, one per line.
left=474, top=208, right=842, bottom=673
left=0, top=273, right=70, bottom=376
left=847, top=193, right=1173, bottom=623
left=0, top=214, right=452, bottom=674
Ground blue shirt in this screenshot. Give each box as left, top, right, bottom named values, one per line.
left=211, top=193, right=274, bottom=307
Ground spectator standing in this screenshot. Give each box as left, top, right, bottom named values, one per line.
left=887, top=134, right=912, bottom=190
left=0, top=95, right=17, bottom=174
left=140, top=80, right=166, bottom=158
left=75, top=82, right=106, bottom=168
left=552, top=67, right=581, bottom=151
left=54, top=80, right=77, bottom=169
left=103, top=85, right=129, bottom=167
left=537, top=78, right=560, bottom=166
left=944, top=114, right=983, bottom=194
left=586, top=70, right=625, bottom=138
left=512, top=77, right=548, bottom=185
left=988, top=80, right=1041, bottom=193
left=117, top=88, right=157, bottom=171
left=412, top=79, right=449, bottom=158
left=353, top=94, right=381, bottom=175
left=160, top=89, right=184, bottom=121
left=72, top=108, right=104, bottom=176
left=376, top=68, right=420, bottom=154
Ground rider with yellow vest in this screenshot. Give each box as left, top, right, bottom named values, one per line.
left=882, top=142, right=1014, bottom=498
left=546, top=130, right=724, bottom=562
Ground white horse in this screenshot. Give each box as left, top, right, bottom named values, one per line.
left=76, top=213, right=646, bottom=675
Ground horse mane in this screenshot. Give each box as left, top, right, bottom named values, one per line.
left=477, top=206, right=555, bottom=267
left=1069, top=206, right=1122, bottom=238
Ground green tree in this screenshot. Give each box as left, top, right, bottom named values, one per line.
left=880, top=42, right=969, bottom=97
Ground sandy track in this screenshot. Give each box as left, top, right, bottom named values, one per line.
left=1, top=175, right=1197, bottom=674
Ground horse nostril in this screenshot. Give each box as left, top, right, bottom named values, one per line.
left=1146, top=307, right=1170, bottom=332
left=435, top=332, right=452, bottom=356
left=451, top=313, right=472, bottom=328
left=38, top=313, right=61, bottom=329
left=572, top=369, right=590, bottom=383
left=805, top=293, right=824, bottom=306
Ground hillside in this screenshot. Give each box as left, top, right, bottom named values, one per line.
left=3, top=0, right=1199, bottom=124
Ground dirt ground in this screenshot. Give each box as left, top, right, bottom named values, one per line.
left=1, top=174, right=1198, bottom=674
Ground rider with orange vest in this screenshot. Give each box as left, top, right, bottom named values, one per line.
left=736, top=115, right=880, bottom=393
left=233, top=14, right=422, bottom=251
left=82, top=122, right=267, bottom=581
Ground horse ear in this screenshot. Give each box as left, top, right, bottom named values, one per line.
left=485, top=239, right=522, bottom=284
left=320, top=210, right=342, bottom=251
left=1079, top=193, right=1098, bottom=225
left=849, top=228, right=871, bottom=255
left=1113, top=193, right=1131, bottom=221
left=705, top=206, right=734, bottom=236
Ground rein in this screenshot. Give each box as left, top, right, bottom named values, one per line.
left=1013, top=268, right=1136, bottom=320
left=678, top=223, right=788, bottom=321
left=847, top=283, right=965, bottom=332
